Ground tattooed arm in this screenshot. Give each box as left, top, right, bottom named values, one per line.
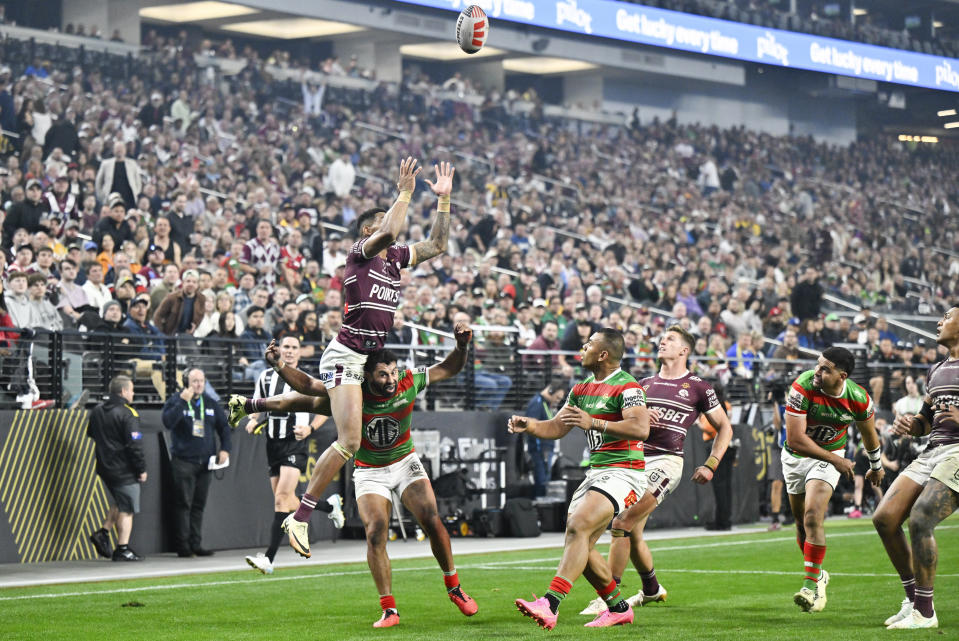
left=410, top=162, right=454, bottom=266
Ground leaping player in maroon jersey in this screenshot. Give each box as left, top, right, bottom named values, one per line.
left=873, top=306, right=959, bottom=629
left=579, top=324, right=732, bottom=616
left=229, top=157, right=455, bottom=559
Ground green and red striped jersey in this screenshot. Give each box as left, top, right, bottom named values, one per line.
left=355, top=367, right=428, bottom=467
left=566, top=369, right=647, bottom=470
left=784, top=369, right=874, bottom=457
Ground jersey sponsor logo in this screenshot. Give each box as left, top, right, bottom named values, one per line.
left=689, top=376, right=702, bottom=382
left=807, top=424, right=840, bottom=443
left=365, top=415, right=402, bottom=448
left=678, top=389, right=690, bottom=399
left=622, top=387, right=646, bottom=409
left=369, top=283, right=400, bottom=303
left=658, top=408, right=692, bottom=424
left=786, top=389, right=805, bottom=412
left=624, top=489, right=638, bottom=508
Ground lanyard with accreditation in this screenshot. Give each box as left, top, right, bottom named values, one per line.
left=190, top=396, right=205, bottom=438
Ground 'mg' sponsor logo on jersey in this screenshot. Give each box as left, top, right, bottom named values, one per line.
left=365, top=416, right=401, bottom=448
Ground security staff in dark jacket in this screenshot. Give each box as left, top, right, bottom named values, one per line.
left=87, top=375, right=147, bottom=562
left=162, top=366, right=231, bottom=557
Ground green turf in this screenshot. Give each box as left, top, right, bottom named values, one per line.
left=1, top=519, right=956, bottom=640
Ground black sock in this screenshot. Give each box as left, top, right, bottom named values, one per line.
left=612, top=576, right=621, bottom=585
left=609, top=599, right=629, bottom=613
left=117, top=544, right=128, bottom=550
left=315, top=501, right=332, bottom=514
left=545, top=593, right=561, bottom=614
left=266, top=511, right=291, bottom=562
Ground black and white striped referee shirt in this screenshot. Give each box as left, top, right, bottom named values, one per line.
left=253, top=369, right=311, bottom=440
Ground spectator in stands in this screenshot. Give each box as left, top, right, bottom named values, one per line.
left=26, top=273, right=61, bottom=331
left=152, top=269, right=206, bottom=336
left=93, top=194, right=135, bottom=250
left=95, top=141, right=141, bottom=208
left=790, top=268, right=823, bottom=321
left=87, top=375, right=147, bottom=562
left=161, top=366, right=230, bottom=557
left=239, top=305, right=270, bottom=381
left=56, top=258, right=89, bottom=325
left=240, top=220, right=280, bottom=293
left=3, top=271, right=30, bottom=327
left=474, top=327, right=513, bottom=411
left=2, top=179, right=47, bottom=248
left=82, top=263, right=112, bottom=314
left=149, top=263, right=180, bottom=313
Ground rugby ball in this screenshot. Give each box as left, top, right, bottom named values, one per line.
left=456, top=5, right=489, bottom=54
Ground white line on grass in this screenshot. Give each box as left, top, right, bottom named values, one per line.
left=3, top=525, right=956, bottom=603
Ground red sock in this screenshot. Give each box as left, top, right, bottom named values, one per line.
left=547, top=575, right=572, bottom=597
left=380, top=595, right=397, bottom=612
left=597, top=580, right=618, bottom=599
left=444, top=572, right=459, bottom=590
left=803, top=541, right=826, bottom=583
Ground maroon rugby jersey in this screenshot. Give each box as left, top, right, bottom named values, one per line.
left=337, top=239, right=411, bottom=354
left=924, top=358, right=959, bottom=449
left=640, top=371, right=720, bottom=457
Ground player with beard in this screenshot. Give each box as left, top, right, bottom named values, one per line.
left=230, top=158, right=454, bottom=559
left=509, top=329, right=650, bottom=630
left=782, top=346, right=883, bottom=613
left=579, top=325, right=732, bottom=616
left=873, top=307, right=959, bottom=629
left=228, top=322, right=478, bottom=627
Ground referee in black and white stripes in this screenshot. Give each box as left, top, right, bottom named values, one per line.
left=243, top=335, right=344, bottom=574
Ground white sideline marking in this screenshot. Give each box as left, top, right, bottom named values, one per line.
left=2, top=525, right=956, bottom=603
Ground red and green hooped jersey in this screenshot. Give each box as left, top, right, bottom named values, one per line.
left=784, top=369, right=874, bottom=457
left=355, top=367, right=428, bottom=467
left=566, top=369, right=647, bottom=470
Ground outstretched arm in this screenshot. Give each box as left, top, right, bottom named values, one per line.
left=427, top=321, right=471, bottom=383
left=363, top=156, right=420, bottom=259
left=264, top=339, right=329, bottom=397
left=410, top=161, right=454, bottom=266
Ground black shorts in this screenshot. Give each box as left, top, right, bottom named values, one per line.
left=266, top=438, right=308, bottom=476
left=854, top=450, right=871, bottom=475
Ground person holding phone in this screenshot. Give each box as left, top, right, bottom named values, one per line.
left=161, top=367, right=231, bottom=557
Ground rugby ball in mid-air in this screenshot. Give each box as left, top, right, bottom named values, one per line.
left=456, top=5, right=489, bottom=54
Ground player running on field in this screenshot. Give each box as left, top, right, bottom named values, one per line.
left=580, top=325, right=732, bottom=616
left=509, top=328, right=650, bottom=630
left=783, top=346, right=883, bottom=613
left=229, top=322, right=478, bottom=627
left=873, top=306, right=959, bottom=629
left=271, top=158, right=454, bottom=558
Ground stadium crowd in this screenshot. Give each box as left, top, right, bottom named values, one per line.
left=646, top=0, right=959, bottom=58
left=0, top=29, right=956, bottom=413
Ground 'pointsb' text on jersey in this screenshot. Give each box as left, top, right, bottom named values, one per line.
left=338, top=240, right=411, bottom=354
left=641, top=372, right=720, bottom=457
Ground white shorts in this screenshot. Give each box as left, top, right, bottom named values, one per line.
left=644, top=454, right=684, bottom=506
left=318, top=338, right=367, bottom=389
left=781, top=448, right=841, bottom=495
left=353, top=452, right=430, bottom=501
left=568, top=466, right=647, bottom=517
left=902, top=442, right=959, bottom=493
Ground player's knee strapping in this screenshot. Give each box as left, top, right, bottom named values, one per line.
left=610, top=528, right=630, bottom=538
left=331, top=441, right=355, bottom=461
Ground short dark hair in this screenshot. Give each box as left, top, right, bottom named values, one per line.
left=355, top=207, right=386, bottom=238
left=666, top=324, right=696, bottom=355
left=26, top=273, right=46, bottom=287
left=364, top=348, right=398, bottom=375
left=109, top=375, right=133, bottom=396
left=821, top=346, right=856, bottom=376
left=597, top=328, right=625, bottom=362
left=246, top=305, right=265, bottom=317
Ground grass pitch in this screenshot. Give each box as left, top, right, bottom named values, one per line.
left=1, top=519, right=956, bottom=641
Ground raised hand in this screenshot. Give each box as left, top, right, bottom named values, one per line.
left=265, top=339, right=280, bottom=366
left=396, top=156, right=421, bottom=193
left=453, top=321, right=472, bottom=349
left=425, top=161, right=455, bottom=197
